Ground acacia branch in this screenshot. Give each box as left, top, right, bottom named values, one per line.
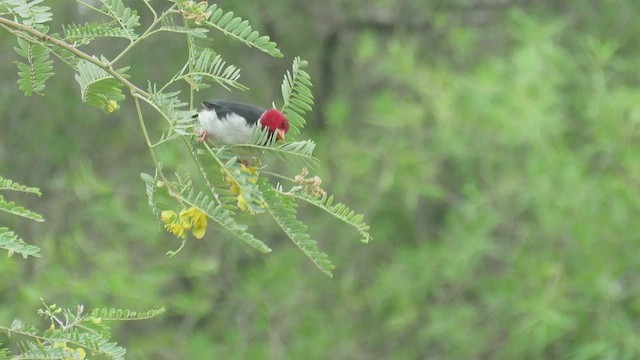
left=0, top=15, right=149, bottom=98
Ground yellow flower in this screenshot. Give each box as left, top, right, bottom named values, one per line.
left=179, top=207, right=208, bottom=239
left=160, top=210, right=177, bottom=223
left=104, top=100, right=119, bottom=113
left=75, top=348, right=87, bottom=360
left=166, top=222, right=186, bottom=238
left=240, top=163, right=259, bottom=175
left=224, top=176, right=241, bottom=195
left=236, top=194, right=248, bottom=212
left=161, top=207, right=207, bottom=239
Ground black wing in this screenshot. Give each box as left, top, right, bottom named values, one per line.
left=202, top=100, right=265, bottom=125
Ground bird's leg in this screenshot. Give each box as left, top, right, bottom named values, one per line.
left=197, top=129, right=208, bottom=143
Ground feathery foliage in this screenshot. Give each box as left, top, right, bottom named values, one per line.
left=280, top=57, right=314, bottom=138
left=75, top=59, right=127, bottom=111
left=0, top=227, right=41, bottom=258
left=0, top=195, right=43, bottom=222
left=0, top=176, right=42, bottom=195
left=1, top=0, right=52, bottom=27
left=186, top=48, right=247, bottom=91
left=202, top=3, right=283, bottom=58
left=0, top=302, right=164, bottom=360
left=288, top=191, right=372, bottom=243
left=258, top=178, right=334, bottom=277
left=91, top=0, right=140, bottom=40
left=63, top=21, right=137, bottom=44
left=13, top=37, right=54, bottom=96
left=0, top=176, right=42, bottom=257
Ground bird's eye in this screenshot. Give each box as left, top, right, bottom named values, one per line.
left=281, top=123, right=286, bottom=129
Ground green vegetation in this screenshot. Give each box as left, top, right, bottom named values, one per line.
left=1, top=0, right=640, bottom=358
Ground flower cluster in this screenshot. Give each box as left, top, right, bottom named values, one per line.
left=52, top=341, right=86, bottom=360
left=180, top=1, right=212, bottom=24
left=104, top=99, right=119, bottom=113
left=294, top=167, right=326, bottom=196
left=160, top=207, right=208, bottom=239
left=224, top=163, right=261, bottom=213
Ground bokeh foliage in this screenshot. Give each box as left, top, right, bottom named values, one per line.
left=2, top=0, right=640, bottom=359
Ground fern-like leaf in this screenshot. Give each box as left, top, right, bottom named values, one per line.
left=184, top=48, right=247, bottom=91
left=232, top=127, right=319, bottom=167
left=55, top=328, right=126, bottom=360
left=0, top=176, right=41, bottom=196
left=13, top=37, right=54, bottom=96
left=3, top=0, right=52, bottom=27
left=160, top=16, right=208, bottom=38
left=0, top=195, right=44, bottom=222
left=95, top=0, right=140, bottom=40
left=204, top=4, right=282, bottom=58
left=280, top=57, right=314, bottom=138
left=258, top=179, right=334, bottom=276
left=288, top=191, right=372, bottom=243
left=91, top=307, right=166, bottom=321
left=0, top=227, right=41, bottom=258
left=63, top=22, right=138, bottom=44
left=75, top=59, right=126, bottom=111
left=146, top=87, right=196, bottom=135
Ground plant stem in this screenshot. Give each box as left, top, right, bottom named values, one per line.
left=110, top=4, right=177, bottom=66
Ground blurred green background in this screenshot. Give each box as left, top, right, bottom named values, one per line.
left=2, top=0, right=640, bottom=358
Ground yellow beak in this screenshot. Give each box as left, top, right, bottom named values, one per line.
left=276, top=128, right=286, bottom=141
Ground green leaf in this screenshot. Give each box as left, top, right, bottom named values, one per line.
left=160, top=16, right=208, bottom=38
left=0, top=195, right=44, bottom=222
left=13, top=37, right=54, bottom=96
left=288, top=191, right=372, bottom=243
left=0, top=227, right=41, bottom=258
left=4, top=0, right=52, bottom=27
left=258, top=178, right=334, bottom=277
left=0, top=176, right=41, bottom=196
left=63, top=21, right=138, bottom=44
left=147, top=86, right=196, bottom=136
left=184, top=48, right=247, bottom=91
left=231, top=127, right=319, bottom=167
left=96, top=0, right=140, bottom=40
left=280, top=57, right=314, bottom=138
left=91, top=307, right=165, bottom=321
left=203, top=4, right=282, bottom=58
left=75, top=59, right=126, bottom=111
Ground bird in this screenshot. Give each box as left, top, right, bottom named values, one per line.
left=196, top=100, right=289, bottom=145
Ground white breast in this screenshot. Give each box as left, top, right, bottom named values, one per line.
left=198, top=109, right=255, bottom=145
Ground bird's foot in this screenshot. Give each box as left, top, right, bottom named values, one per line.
left=196, top=129, right=208, bottom=143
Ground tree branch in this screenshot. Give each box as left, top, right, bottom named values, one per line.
left=0, top=15, right=149, bottom=98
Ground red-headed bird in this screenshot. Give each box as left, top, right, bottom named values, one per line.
left=197, top=100, right=289, bottom=145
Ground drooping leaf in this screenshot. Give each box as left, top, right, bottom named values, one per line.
left=3, top=0, right=52, bottom=27
left=184, top=48, right=247, bottom=91
left=75, top=59, right=126, bottom=111
left=0, top=195, right=44, bottom=222
left=63, top=21, right=138, bottom=44
left=258, top=178, right=334, bottom=277
left=203, top=4, right=282, bottom=58
left=0, top=227, right=41, bottom=258
left=288, top=191, right=372, bottom=243
left=0, top=176, right=41, bottom=196
left=280, top=57, right=314, bottom=138
left=96, top=0, right=140, bottom=40
left=13, top=37, right=54, bottom=96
